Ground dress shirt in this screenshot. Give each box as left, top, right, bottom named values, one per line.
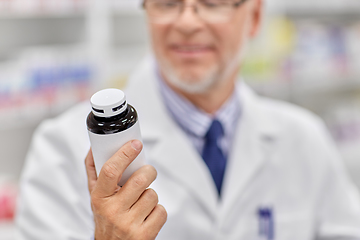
left=157, top=74, right=241, bottom=158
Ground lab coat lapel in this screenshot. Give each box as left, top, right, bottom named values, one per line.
left=125, top=57, right=218, bottom=217
left=220, top=83, right=279, bottom=218
left=149, top=124, right=219, bottom=217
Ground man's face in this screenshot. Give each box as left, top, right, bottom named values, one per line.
left=146, top=0, right=262, bottom=93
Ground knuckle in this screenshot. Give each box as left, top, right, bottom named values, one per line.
left=132, top=174, right=148, bottom=188
left=102, top=163, right=118, bottom=180
left=120, top=149, right=131, bottom=161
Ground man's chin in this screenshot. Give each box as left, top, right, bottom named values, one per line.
left=164, top=71, right=220, bottom=94
left=158, top=57, right=221, bottom=93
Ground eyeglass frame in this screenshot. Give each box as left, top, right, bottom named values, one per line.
left=142, top=0, right=250, bottom=23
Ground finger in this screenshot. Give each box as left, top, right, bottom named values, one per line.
left=93, top=140, right=143, bottom=198
left=129, top=188, right=159, bottom=222
left=142, top=204, right=167, bottom=238
left=117, top=165, right=157, bottom=209
left=85, top=149, right=97, bottom=193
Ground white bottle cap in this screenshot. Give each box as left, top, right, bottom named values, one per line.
left=90, top=88, right=127, bottom=118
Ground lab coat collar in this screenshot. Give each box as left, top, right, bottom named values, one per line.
left=125, top=56, right=280, bottom=218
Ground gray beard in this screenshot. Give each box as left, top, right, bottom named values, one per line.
left=154, top=12, right=252, bottom=95
left=160, top=60, right=221, bottom=94
left=158, top=42, right=248, bottom=95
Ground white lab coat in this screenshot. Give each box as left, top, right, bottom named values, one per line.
left=15, top=57, right=360, bottom=240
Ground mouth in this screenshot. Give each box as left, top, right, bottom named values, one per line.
left=169, top=44, right=214, bottom=57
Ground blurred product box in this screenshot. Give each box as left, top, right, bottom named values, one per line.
left=242, top=17, right=360, bottom=85
left=279, top=0, right=360, bottom=13
left=291, top=22, right=347, bottom=83
left=242, top=17, right=295, bottom=83
left=0, top=46, right=95, bottom=127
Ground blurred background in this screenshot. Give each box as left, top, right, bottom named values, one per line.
left=0, top=0, right=359, bottom=238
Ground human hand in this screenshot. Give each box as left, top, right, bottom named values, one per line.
left=85, top=140, right=167, bottom=240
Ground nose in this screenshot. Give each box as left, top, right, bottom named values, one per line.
left=173, top=4, right=204, bottom=36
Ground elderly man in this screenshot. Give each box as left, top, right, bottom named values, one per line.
left=15, top=0, right=360, bottom=239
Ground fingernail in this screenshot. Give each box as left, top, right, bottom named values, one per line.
left=131, top=140, right=142, bottom=151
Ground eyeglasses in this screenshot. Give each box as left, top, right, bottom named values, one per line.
left=143, top=0, right=248, bottom=24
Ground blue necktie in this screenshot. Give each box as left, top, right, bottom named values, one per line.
left=202, top=120, right=227, bottom=196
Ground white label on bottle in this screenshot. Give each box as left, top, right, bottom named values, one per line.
left=88, top=121, right=145, bottom=186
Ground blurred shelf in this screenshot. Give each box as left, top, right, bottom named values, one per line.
left=284, top=7, right=360, bottom=20
left=0, top=11, right=85, bottom=19
left=248, top=74, right=360, bottom=100
left=0, top=103, right=75, bottom=130
left=0, top=20, right=87, bottom=61
left=111, top=45, right=149, bottom=67
left=112, top=16, right=148, bottom=45
left=112, top=8, right=144, bottom=17
left=291, top=77, right=360, bottom=96
left=247, top=80, right=292, bottom=101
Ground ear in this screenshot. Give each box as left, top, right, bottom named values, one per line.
left=248, top=0, right=263, bottom=38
